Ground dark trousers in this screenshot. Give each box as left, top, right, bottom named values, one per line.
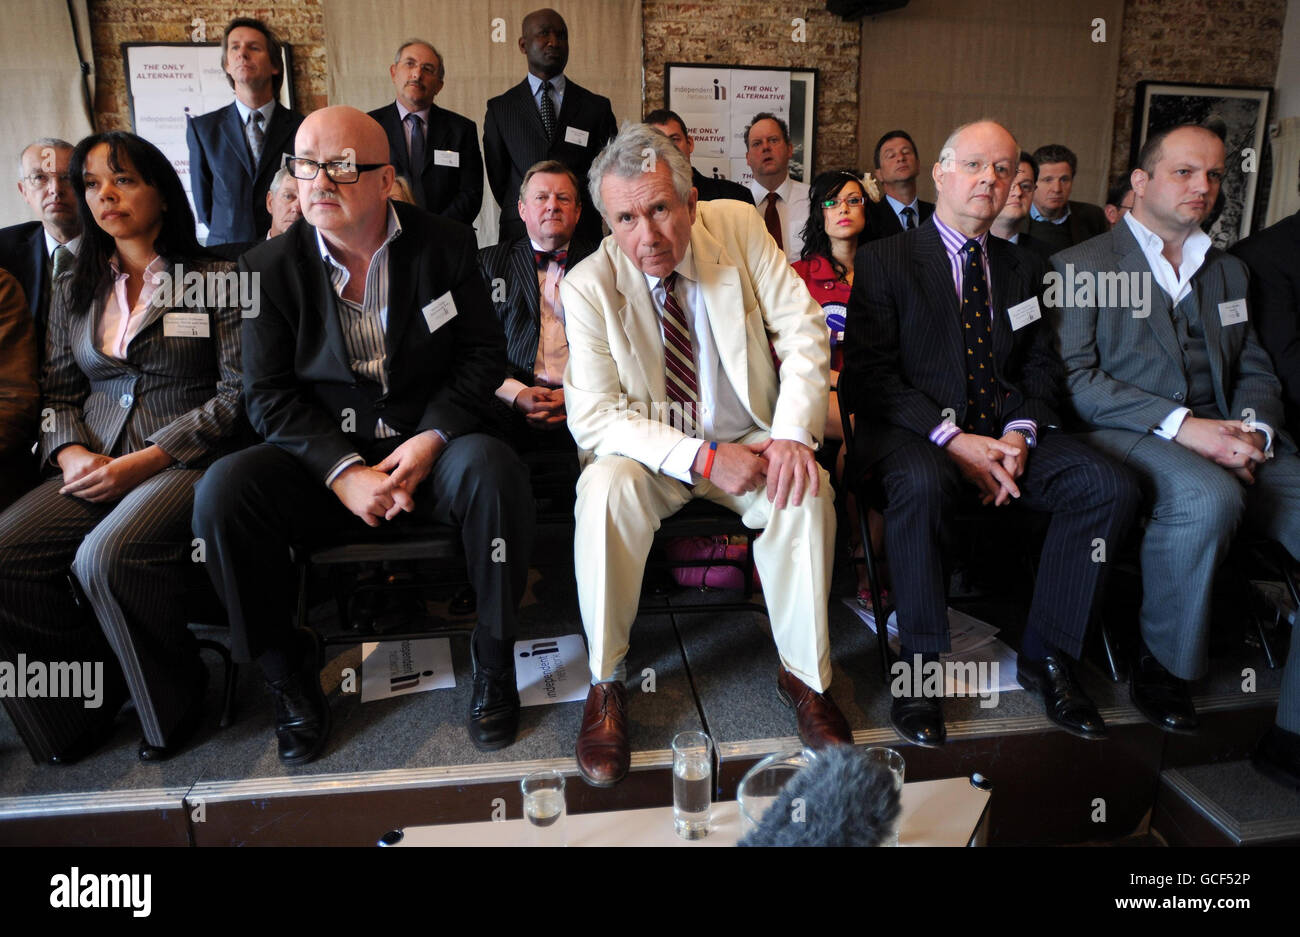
left=192, top=434, right=535, bottom=664
left=865, top=429, right=1141, bottom=657
left=0, top=469, right=207, bottom=758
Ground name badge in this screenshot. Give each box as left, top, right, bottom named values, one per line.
left=163, top=312, right=210, bottom=338
left=564, top=126, right=590, bottom=147
left=1006, top=296, right=1042, bottom=331
left=433, top=149, right=460, bottom=168
left=422, top=291, right=458, bottom=334
left=1218, top=298, right=1248, bottom=326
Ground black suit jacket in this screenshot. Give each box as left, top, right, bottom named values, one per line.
left=842, top=221, right=1061, bottom=463
left=368, top=102, right=484, bottom=225
left=1024, top=200, right=1109, bottom=253
left=862, top=195, right=935, bottom=244
left=0, top=221, right=48, bottom=349
left=478, top=233, right=597, bottom=386
left=237, top=201, right=505, bottom=481
left=187, top=101, right=305, bottom=245
left=1231, top=210, right=1300, bottom=440
left=692, top=167, right=754, bottom=204
left=483, top=77, right=616, bottom=244
left=1014, top=230, right=1055, bottom=263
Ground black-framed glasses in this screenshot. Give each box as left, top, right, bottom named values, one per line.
left=821, top=195, right=865, bottom=209
left=284, top=155, right=388, bottom=184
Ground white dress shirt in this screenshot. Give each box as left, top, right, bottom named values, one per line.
left=747, top=176, right=809, bottom=262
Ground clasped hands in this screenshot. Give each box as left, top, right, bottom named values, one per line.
left=330, top=430, right=446, bottom=527
left=57, top=444, right=172, bottom=502
left=512, top=384, right=566, bottom=427
left=946, top=431, right=1030, bottom=507
left=1175, top=417, right=1266, bottom=484
left=692, top=437, right=819, bottom=510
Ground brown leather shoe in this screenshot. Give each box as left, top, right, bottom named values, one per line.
left=576, top=681, right=630, bottom=787
left=777, top=668, right=853, bottom=748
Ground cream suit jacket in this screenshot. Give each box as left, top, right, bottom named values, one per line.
left=560, top=197, right=830, bottom=468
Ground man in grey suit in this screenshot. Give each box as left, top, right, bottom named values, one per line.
left=1053, top=124, right=1300, bottom=734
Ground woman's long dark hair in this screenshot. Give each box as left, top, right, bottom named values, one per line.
left=65, top=131, right=210, bottom=315
left=799, top=170, right=867, bottom=282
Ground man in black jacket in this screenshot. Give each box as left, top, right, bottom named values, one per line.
left=483, top=8, right=616, bottom=244
left=367, top=39, right=484, bottom=225
left=645, top=109, right=753, bottom=204
left=193, top=107, right=534, bottom=763
left=842, top=120, right=1138, bottom=749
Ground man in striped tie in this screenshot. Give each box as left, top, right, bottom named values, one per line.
left=561, top=123, right=852, bottom=787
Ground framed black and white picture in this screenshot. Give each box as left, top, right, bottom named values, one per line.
left=1130, top=81, right=1272, bottom=245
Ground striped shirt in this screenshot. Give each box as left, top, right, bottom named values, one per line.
left=317, top=204, right=403, bottom=484
left=929, top=215, right=1037, bottom=448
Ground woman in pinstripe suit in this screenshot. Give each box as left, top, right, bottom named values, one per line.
left=0, top=132, right=244, bottom=764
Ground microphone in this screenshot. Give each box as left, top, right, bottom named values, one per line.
left=739, top=745, right=901, bottom=846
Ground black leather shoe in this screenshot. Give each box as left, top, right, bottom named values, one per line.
left=1017, top=654, right=1107, bottom=740
left=1253, top=725, right=1300, bottom=790
left=449, top=586, right=477, bottom=617
left=467, top=641, right=519, bottom=751
left=1130, top=651, right=1199, bottom=734
left=139, top=665, right=209, bottom=762
left=890, top=694, right=946, bottom=747
left=267, top=632, right=330, bottom=764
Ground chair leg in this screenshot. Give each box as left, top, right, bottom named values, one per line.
left=1097, top=615, right=1124, bottom=683
left=196, top=638, right=238, bottom=728
left=849, top=489, right=893, bottom=684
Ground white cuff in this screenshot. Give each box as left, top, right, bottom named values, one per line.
left=769, top=425, right=816, bottom=450
left=1154, top=407, right=1191, bottom=440
left=325, top=453, right=364, bottom=486
left=661, top=437, right=706, bottom=483
left=496, top=378, right=528, bottom=407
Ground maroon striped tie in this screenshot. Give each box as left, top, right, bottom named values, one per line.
left=660, top=272, right=699, bottom=436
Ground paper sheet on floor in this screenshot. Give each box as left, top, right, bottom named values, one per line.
left=360, top=637, right=455, bottom=703
left=515, top=634, right=591, bottom=707
left=842, top=599, right=1021, bottom=693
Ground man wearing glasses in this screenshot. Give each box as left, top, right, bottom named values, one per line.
left=990, top=151, right=1053, bottom=262
left=194, top=106, right=534, bottom=763
left=0, top=138, right=82, bottom=353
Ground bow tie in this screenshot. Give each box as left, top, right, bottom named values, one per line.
left=534, top=249, right=567, bottom=270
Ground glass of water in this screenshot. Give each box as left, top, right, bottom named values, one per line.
left=671, top=730, right=714, bottom=840
left=521, top=769, right=567, bottom=846
left=864, top=746, right=905, bottom=846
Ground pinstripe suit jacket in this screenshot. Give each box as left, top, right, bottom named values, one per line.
left=483, top=78, right=616, bottom=243
left=1052, top=221, right=1293, bottom=461
left=477, top=233, right=596, bottom=387
left=841, top=220, right=1061, bottom=463
left=39, top=257, right=245, bottom=470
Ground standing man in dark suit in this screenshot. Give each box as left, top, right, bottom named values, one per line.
left=1053, top=124, right=1300, bottom=734
left=483, top=8, right=616, bottom=245
left=0, top=138, right=82, bottom=353
left=1231, top=208, right=1300, bottom=442
left=1026, top=143, right=1109, bottom=252
left=645, top=109, right=753, bottom=204
left=478, top=160, right=594, bottom=451
left=842, top=119, right=1139, bottom=747
left=186, top=17, right=305, bottom=246
left=367, top=39, right=484, bottom=225
left=193, top=107, right=534, bottom=763
left=862, top=130, right=934, bottom=243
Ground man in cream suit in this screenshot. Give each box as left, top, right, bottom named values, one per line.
left=560, top=123, right=852, bottom=787
left=1053, top=123, right=1300, bottom=735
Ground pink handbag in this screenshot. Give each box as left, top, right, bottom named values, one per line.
left=664, top=535, right=761, bottom=591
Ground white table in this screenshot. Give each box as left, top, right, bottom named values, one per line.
left=390, top=776, right=991, bottom=846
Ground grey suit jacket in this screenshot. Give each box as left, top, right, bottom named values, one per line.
left=40, top=257, right=245, bottom=470
left=1051, top=221, right=1290, bottom=461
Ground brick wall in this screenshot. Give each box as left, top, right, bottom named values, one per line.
left=641, top=0, right=862, bottom=174
left=89, top=0, right=327, bottom=131
left=1110, top=0, right=1287, bottom=179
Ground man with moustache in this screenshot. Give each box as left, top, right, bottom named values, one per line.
left=484, top=8, right=616, bottom=245
left=368, top=39, right=483, bottom=224
left=990, top=151, right=1053, bottom=262
left=1054, top=123, right=1300, bottom=735
left=842, top=119, right=1139, bottom=747
left=862, top=130, right=934, bottom=243
left=193, top=107, right=534, bottom=763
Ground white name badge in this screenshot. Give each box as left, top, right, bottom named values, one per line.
left=163, top=312, right=210, bottom=338
left=1218, top=298, right=1248, bottom=326
left=422, top=291, right=458, bottom=333
left=1006, top=296, right=1042, bottom=331
left=433, top=149, right=460, bottom=168
left=564, top=126, right=590, bottom=147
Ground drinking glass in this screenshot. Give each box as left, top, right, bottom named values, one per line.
left=521, top=769, right=567, bottom=846
left=864, top=746, right=905, bottom=846
left=671, top=730, right=714, bottom=839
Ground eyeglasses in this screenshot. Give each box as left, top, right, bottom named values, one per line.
left=1012, top=182, right=1035, bottom=195
left=284, top=156, right=388, bottom=184
left=23, top=172, right=72, bottom=189
left=821, top=195, right=865, bottom=209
